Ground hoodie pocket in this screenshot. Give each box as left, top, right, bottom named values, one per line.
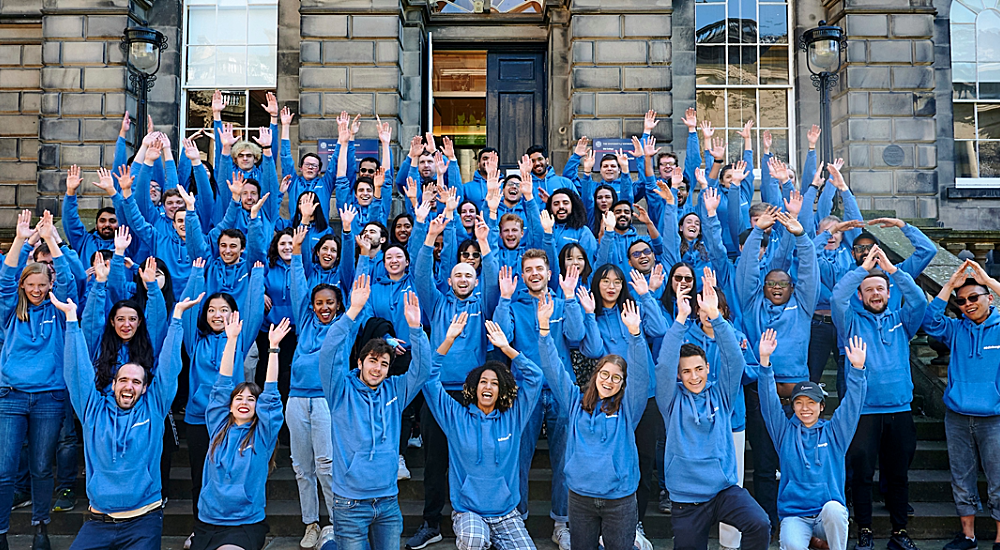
left=565, top=451, right=622, bottom=496
left=90, top=465, right=154, bottom=512
left=345, top=450, right=397, bottom=493
left=199, top=478, right=254, bottom=521
left=459, top=475, right=512, bottom=513
left=947, top=381, right=1000, bottom=416
left=871, top=361, right=913, bottom=408
left=665, top=456, right=728, bottom=499
left=780, top=481, right=831, bottom=516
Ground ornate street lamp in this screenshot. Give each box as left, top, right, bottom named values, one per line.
left=799, top=21, right=847, bottom=168
left=120, top=22, right=168, bottom=149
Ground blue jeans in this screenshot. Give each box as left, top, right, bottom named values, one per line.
left=332, top=493, right=402, bottom=550
left=517, top=388, right=568, bottom=523
left=779, top=501, right=848, bottom=550
left=0, top=388, right=67, bottom=533
left=568, top=491, right=637, bottom=550
left=287, top=397, right=336, bottom=525
left=68, top=510, right=163, bottom=550
left=945, top=410, right=1000, bottom=521
left=56, top=397, right=78, bottom=492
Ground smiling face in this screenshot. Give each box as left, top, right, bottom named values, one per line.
left=504, top=177, right=522, bottom=203
left=658, top=155, right=677, bottom=179
left=359, top=351, right=392, bottom=389
left=384, top=247, right=408, bottom=278
left=355, top=181, right=374, bottom=206
left=594, top=362, right=624, bottom=400
left=450, top=262, right=479, bottom=299
left=595, top=189, right=615, bottom=214
left=240, top=183, right=259, bottom=211
left=679, top=355, right=708, bottom=394
left=612, top=203, right=632, bottom=231
left=522, top=257, right=550, bottom=294
left=164, top=195, right=185, bottom=220
left=231, top=387, right=257, bottom=424
left=317, top=239, right=338, bottom=269
left=859, top=276, right=890, bottom=314
left=96, top=211, right=118, bottom=240
left=957, top=284, right=993, bottom=324
left=598, top=271, right=624, bottom=307
left=173, top=210, right=187, bottom=239
left=476, top=369, right=500, bottom=412
left=459, top=244, right=482, bottom=271
left=793, top=396, right=824, bottom=427
left=460, top=203, right=478, bottom=229
left=393, top=218, right=412, bottom=243
left=113, top=364, right=147, bottom=410
left=358, top=160, right=378, bottom=179
left=551, top=194, right=572, bottom=221
left=818, top=219, right=843, bottom=250
left=628, top=242, right=654, bottom=274
left=300, top=155, right=321, bottom=180
left=206, top=297, right=233, bottom=332
left=312, top=288, right=339, bottom=324
left=149, top=181, right=162, bottom=205
left=22, top=271, right=51, bottom=306
left=219, top=235, right=244, bottom=265
left=500, top=220, right=523, bottom=250
left=671, top=265, right=695, bottom=296
left=529, top=152, right=548, bottom=177
left=112, top=306, right=140, bottom=341
left=236, top=150, right=256, bottom=171
left=680, top=214, right=701, bottom=241
left=277, top=234, right=293, bottom=262
left=600, top=159, right=620, bottom=182
left=764, top=271, right=793, bottom=305
left=361, top=225, right=385, bottom=253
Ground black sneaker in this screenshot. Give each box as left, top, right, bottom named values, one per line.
left=32, top=523, right=51, bottom=550
left=11, top=492, right=30, bottom=510
left=943, top=534, right=977, bottom=550
left=1, top=532, right=8, bottom=550
left=855, top=528, right=874, bottom=550
left=888, top=530, right=920, bottom=550
left=51, top=489, right=76, bottom=512
left=658, top=490, right=672, bottom=515
left=405, top=522, right=442, bottom=550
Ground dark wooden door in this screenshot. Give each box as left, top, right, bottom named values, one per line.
left=486, top=50, right=546, bottom=167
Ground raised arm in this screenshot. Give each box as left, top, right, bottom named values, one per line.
left=830, top=335, right=868, bottom=448
left=318, top=274, right=370, bottom=399
left=621, top=300, right=650, bottom=419
left=537, top=296, right=577, bottom=409
left=756, top=328, right=790, bottom=448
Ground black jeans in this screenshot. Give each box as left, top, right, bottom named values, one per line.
left=186, top=423, right=210, bottom=518
left=848, top=411, right=917, bottom=530
left=420, top=390, right=462, bottom=528
left=635, top=397, right=663, bottom=522
left=671, top=485, right=771, bottom=550
left=743, top=383, right=781, bottom=531
left=807, top=315, right=844, bottom=386
left=568, top=490, right=637, bottom=550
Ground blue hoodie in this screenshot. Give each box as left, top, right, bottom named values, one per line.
left=289, top=255, right=339, bottom=398
left=760, top=362, right=867, bottom=519
left=737, top=228, right=819, bottom=383
left=595, top=226, right=642, bottom=276
left=580, top=292, right=667, bottom=397
left=263, top=258, right=294, bottom=330
left=180, top=264, right=265, bottom=425
left=80, top=279, right=168, bottom=367
left=463, top=171, right=489, bottom=211
left=185, top=204, right=266, bottom=310
left=494, top=287, right=586, bottom=383
left=656, top=317, right=744, bottom=503
left=540, top=331, right=648, bottom=500
left=198, top=373, right=283, bottom=526
left=116, top=193, right=192, bottom=302
left=279, top=137, right=339, bottom=221
left=63, top=318, right=182, bottom=514
left=319, top=314, right=430, bottom=500
left=422, top=351, right=543, bottom=515
left=553, top=224, right=598, bottom=262
left=923, top=298, right=1000, bottom=416
left=415, top=243, right=499, bottom=390
left=533, top=165, right=577, bottom=196
left=0, top=255, right=75, bottom=392
left=832, top=266, right=926, bottom=414
left=682, top=322, right=759, bottom=432
left=356, top=255, right=415, bottom=340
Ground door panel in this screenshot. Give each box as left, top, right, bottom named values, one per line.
left=487, top=50, right=545, bottom=167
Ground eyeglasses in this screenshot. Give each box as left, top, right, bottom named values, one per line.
left=358, top=167, right=376, bottom=175
left=600, top=278, right=623, bottom=288
left=597, top=370, right=623, bottom=384
left=764, top=281, right=791, bottom=289
left=301, top=162, right=321, bottom=169
left=955, top=292, right=989, bottom=306
left=673, top=275, right=694, bottom=283
left=630, top=248, right=653, bottom=259
left=460, top=251, right=481, bottom=260
left=853, top=244, right=875, bottom=254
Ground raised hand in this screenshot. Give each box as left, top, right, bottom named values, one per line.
left=336, top=111, right=351, bottom=143
left=173, top=292, right=205, bottom=318
left=291, top=225, right=307, bottom=254
left=630, top=136, right=645, bottom=159
left=499, top=265, right=518, bottom=299
left=539, top=209, right=555, bottom=234
left=48, top=292, right=77, bottom=319
left=114, top=165, right=133, bottom=196
left=774, top=210, right=804, bottom=236
left=629, top=268, right=649, bottom=296
left=807, top=124, right=822, bottom=149
left=696, top=281, right=719, bottom=319
left=14, top=209, right=32, bottom=241
left=426, top=214, right=449, bottom=238
left=644, top=109, right=658, bottom=132
left=675, top=287, right=692, bottom=323
left=212, top=90, right=226, bottom=114
left=559, top=264, right=580, bottom=298
left=759, top=328, right=778, bottom=362
left=434, top=150, right=449, bottom=176
left=119, top=111, right=131, bottom=138
left=702, top=186, right=721, bottom=216
left=710, top=137, right=726, bottom=162
left=700, top=120, right=715, bottom=139
left=114, top=226, right=132, bottom=254
left=653, top=179, right=674, bottom=204
left=403, top=291, right=421, bottom=328
left=445, top=312, right=469, bottom=340
left=768, top=157, right=789, bottom=182
left=376, top=115, right=392, bottom=144
left=176, top=185, right=196, bottom=211
left=280, top=106, right=295, bottom=126
left=441, top=136, right=456, bottom=160
left=738, top=119, right=754, bottom=142
left=228, top=171, right=245, bottom=201
left=252, top=126, right=272, bottom=149
left=574, top=136, right=589, bottom=156
left=576, top=286, right=596, bottom=314
left=414, top=196, right=433, bottom=224
left=268, top=317, right=292, bottom=348
left=474, top=214, right=490, bottom=243
left=784, top=190, right=803, bottom=219
left=644, top=135, right=661, bottom=158
left=844, top=335, right=867, bottom=369
left=537, top=292, right=555, bottom=327
left=730, top=160, right=749, bottom=184
left=756, top=205, right=778, bottom=230
left=633, top=204, right=653, bottom=227
left=830, top=219, right=865, bottom=235
left=701, top=266, right=717, bottom=292
left=829, top=160, right=848, bottom=191
left=219, top=122, right=238, bottom=147
left=582, top=149, right=596, bottom=173
left=868, top=217, right=904, bottom=229
left=93, top=254, right=110, bottom=283
left=694, top=167, right=708, bottom=189
left=404, top=177, right=419, bottom=206
left=139, top=257, right=158, bottom=287
left=649, top=263, right=665, bottom=292
left=145, top=138, right=163, bottom=162
left=621, top=300, right=642, bottom=336
left=349, top=114, right=361, bottom=138
left=602, top=210, right=616, bottom=233
left=681, top=107, right=697, bottom=131
left=615, top=149, right=631, bottom=172
left=224, top=311, right=243, bottom=340
left=424, top=132, right=437, bottom=153
left=65, top=165, right=81, bottom=195
left=861, top=245, right=880, bottom=271
left=874, top=246, right=898, bottom=274
left=762, top=129, right=773, bottom=153
left=351, top=273, right=372, bottom=311
left=183, top=137, right=202, bottom=161
left=339, top=204, right=357, bottom=232
left=192, top=257, right=207, bottom=270
left=484, top=320, right=512, bottom=352
left=355, top=234, right=372, bottom=257
left=262, top=91, right=279, bottom=118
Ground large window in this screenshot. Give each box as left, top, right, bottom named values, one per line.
left=695, top=0, right=793, bottom=166
left=952, top=0, right=1000, bottom=184
left=433, top=51, right=488, bottom=182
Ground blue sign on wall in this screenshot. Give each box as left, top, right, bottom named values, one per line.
left=591, top=138, right=639, bottom=173
left=317, top=139, right=380, bottom=173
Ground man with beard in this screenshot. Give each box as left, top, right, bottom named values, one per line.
left=832, top=245, right=927, bottom=550
left=527, top=144, right=576, bottom=196
left=595, top=200, right=661, bottom=276
left=63, top=165, right=140, bottom=270
left=397, top=134, right=462, bottom=211
left=406, top=213, right=500, bottom=548
left=548, top=189, right=598, bottom=261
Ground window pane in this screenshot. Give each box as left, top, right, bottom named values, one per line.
left=739, top=46, right=758, bottom=84
left=977, top=9, right=1000, bottom=63
left=758, top=4, right=787, bottom=44
left=697, top=89, right=726, bottom=129
left=727, top=88, right=756, bottom=127
left=766, top=129, right=789, bottom=160
left=248, top=90, right=273, bottom=127
left=186, top=45, right=215, bottom=87
left=216, top=46, right=247, bottom=87
left=727, top=130, right=744, bottom=164
left=951, top=2, right=976, bottom=23
left=979, top=63, right=1000, bottom=99
left=728, top=46, right=743, bottom=84
left=759, top=89, right=787, bottom=126
left=216, top=8, right=248, bottom=45
left=954, top=62, right=977, bottom=100
left=978, top=103, right=1000, bottom=138
left=247, top=45, right=276, bottom=87
left=980, top=141, right=1000, bottom=176
left=187, top=6, right=216, bottom=46
left=955, top=140, right=976, bottom=177
left=247, top=6, right=278, bottom=46
left=696, top=4, right=726, bottom=43
left=759, top=45, right=789, bottom=84
left=186, top=90, right=214, bottom=132
left=697, top=45, right=727, bottom=85
left=951, top=24, right=975, bottom=62
left=954, top=102, right=977, bottom=139
left=218, top=90, right=247, bottom=126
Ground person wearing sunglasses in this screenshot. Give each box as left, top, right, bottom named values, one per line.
left=595, top=201, right=662, bottom=279
left=831, top=244, right=928, bottom=550
left=923, top=259, right=1000, bottom=550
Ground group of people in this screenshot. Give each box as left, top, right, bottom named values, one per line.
left=0, top=90, right=998, bottom=550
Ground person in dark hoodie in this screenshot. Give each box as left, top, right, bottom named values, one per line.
left=423, top=312, right=543, bottom=550
left=832, top=244, right=927, bottom=550
left=922, top=260, right=1000, bottom=550
left=319, top=275, right=430, bottom=550
left=758, top=329, right=869, bottom=550
left=656, top=282, right=771, bottom=550
left=55, top=285, right=201, bottom=550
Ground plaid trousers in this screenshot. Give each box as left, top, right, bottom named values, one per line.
left=452, top=509, right=536, bottom=550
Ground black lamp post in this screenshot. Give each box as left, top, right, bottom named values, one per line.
left=120, top=22, right=168, bottom=150
left=799, top=21, right=847, bottom=168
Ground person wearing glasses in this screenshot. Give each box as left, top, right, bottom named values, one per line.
left=735, top=206, right=818, bottom=533
left=831, top=244, right=928, bottom=550
left=279, top=105, right=341, bottom=222
left=595, top=200, right=661, bottom=279
left=922, top=259, right=1000, bottom=550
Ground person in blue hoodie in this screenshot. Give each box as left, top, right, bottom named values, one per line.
left=548, top=189, right=598, bottom=261
left=527, top=144, right=577, bottom=196
left=319, top=276, right=430, bottom=550
left=0, top=210, right=76, bottom=550
left=594, top=201, right=661, bottom=277
left=62, top=165, right=127, bottom=270
left=759, top=328, right=868, bottom=550
left=278, top=105, right=338, bottom=221
left=55, top=283, right=197, bottom=550
left=922, top=260, right=1000, bottom=550
left=655, top=283, right=771, bottom=550
left=463, top=148, right=498, bottom=210
left=540, top=296, right=648, bottom=550
left=832, top=244, right=927, bottom=550
left=189, top=315, right=286, bottom=550
left=423, top=312, right=543, bottom=550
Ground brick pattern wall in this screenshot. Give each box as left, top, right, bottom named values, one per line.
left=829, top=2, right=938, bottom=219
left=0, top=19, right=42, bottom=227
left=569, top=0, right=674, bottom=148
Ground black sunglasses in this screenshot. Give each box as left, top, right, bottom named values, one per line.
left=955, top=293, right=989, bottom=306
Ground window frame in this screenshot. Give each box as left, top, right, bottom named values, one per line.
left=951, top=1, right=1000, bottom=187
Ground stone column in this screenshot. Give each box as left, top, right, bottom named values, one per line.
left=827, top=1, right=938, bottom=219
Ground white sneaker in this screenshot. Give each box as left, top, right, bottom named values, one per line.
left=397, top=454, right=411, bottom=480
left=635, top=522, right=653, bottom=550
left=408, top=435, right=423, bottom=448
left=300, top=522, right=321, bottom=549
left=552, top=523, right=571, bottom=550
left=319, top=525, right=335, bottom=546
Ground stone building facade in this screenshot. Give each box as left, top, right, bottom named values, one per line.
left=0, top=0, right=997, bottom=229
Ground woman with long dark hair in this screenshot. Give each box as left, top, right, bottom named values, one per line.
left=660, top=262, right=698, bottom=319
left=303, top=206, right=355, bottom=294
left=189, top=314, right=286, bottom=550
left=588, top=184, right=618, bottom=237
left=551, top=242, right=593, bottom=296
left=539, top=296, right=649, bottom=550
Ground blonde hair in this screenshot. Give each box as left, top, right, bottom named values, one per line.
left=231, top=140, right=262, bottom=163
left=17, top=263, right=51, bottom=322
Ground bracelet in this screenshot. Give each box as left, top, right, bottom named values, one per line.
left=261, top=145, right=272, bottom=150
left=268, top=347, right=280, bottom=354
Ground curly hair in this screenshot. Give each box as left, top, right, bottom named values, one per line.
left=231, top=141, right=262, bottom=163
left=462, top=362, right=518, bottom=413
